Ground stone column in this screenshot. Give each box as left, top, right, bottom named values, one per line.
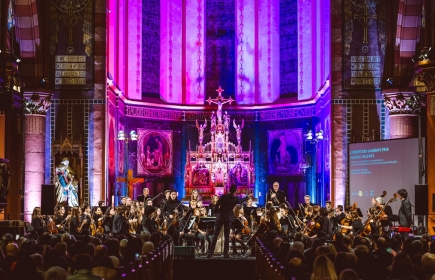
left=23, top=93, right=51, bottom=222
left=383, top=91, right=422, bottom=139
left=415, top=65, right=435, bottom=234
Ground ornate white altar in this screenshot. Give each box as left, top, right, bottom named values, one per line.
left=184, top=87, right=255, bottom=200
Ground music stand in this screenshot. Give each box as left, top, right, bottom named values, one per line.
left=197, top=217, right=218, bottom=254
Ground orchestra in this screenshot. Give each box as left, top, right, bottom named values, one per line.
left=26, top=184, right=416, bottom=259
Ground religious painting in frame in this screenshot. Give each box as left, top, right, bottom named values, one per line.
left=268, top=129, right=303, bottom=175
left=137, top=129, right=173, bottom=176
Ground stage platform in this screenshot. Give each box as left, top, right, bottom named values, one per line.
left=174, top=253, right=255, bottom=280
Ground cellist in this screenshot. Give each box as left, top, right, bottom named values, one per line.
left=340, top=209, right=363, bottom=235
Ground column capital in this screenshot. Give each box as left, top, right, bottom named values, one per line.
left=23, top=92, right=51, bottom=115
left=382, top=90, right=425, bottom=115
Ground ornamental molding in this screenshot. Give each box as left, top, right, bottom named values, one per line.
left=383, top=91, right=425, bottom=115
left=125, top=105, right=315, bottom=121
left=23, top=93, right=51, bottom=115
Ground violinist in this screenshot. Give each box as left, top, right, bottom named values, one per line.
left=142, top=206, right=157, bottom=234
left=325, top=201, right=334, bottom=218
left=31, top=207, right=46, bottom=237
left=303, top=206, right=314, bottom=223
left=316, top=208, right=332, bottom=242
left=162, top=190, right=184, bottom=245
left=137, top=187, right=153, bottom=206
left=191, top=189, right=202, bottom=202
left=93, top=207, right=103, bottom=227
left=331, top=205, right=346, bottom=231
left=79, top=205, right=92, bottom=235
left=102, top=207, right=115, bottom=234
left=54, top=205, right=66, bottom=225
left=69, top=207, right=81, bottom=235
left=120, top=196, right=127, bottom=206
left=207, top=195, right=219, bottom=216
left=160, top=190, right=171, bottom=208
left=279, top=204, right=296, bottom=234
left=127, top=205, right=138, bottom=234
left=302, top=195, right=313, bottom=208
left=125, top=197, right=133, bottom=207
left=180, top=208, right=199, bottom=246
left=231, top=205, right=248, bottom=255
left=264, top=207, right=281, bottom=232
left=267, top=182, right=286, bottom=206
left=145, top=198, right=153, bottom=207
left=112, top=206, right=128, bottom=235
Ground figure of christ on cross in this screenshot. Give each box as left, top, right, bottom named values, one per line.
left=116, top=169, right=144, bottom=199
left=206, top=87, right=234, bottom=122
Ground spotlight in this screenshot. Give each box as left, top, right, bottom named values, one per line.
left=130, top=130, right=138, bottom=141
left=16, top=58, right=21, bottom=63
left=40, top=78, right=49, bottom=84
left=387, top=78, right=393, bottom=85
left=117, top=130, right=125, bottom=141
left=306, top=130, right=313, bottom=141
left=315, top=130, right=324, bottom=140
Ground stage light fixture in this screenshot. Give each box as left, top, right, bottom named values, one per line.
left=130, top=130, right=138, bottom=141
left=306, top=130, right=313, bottom=140
left=117, top=130, right=126, bottom=141
left=419, top=47, right=432, bottom=61
left=315, top=130, right=324, bottom=140
left=387, top=78, right=393, bottom=85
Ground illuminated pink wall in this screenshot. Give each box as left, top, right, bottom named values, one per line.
left=24, top=115, right=46, bottom=222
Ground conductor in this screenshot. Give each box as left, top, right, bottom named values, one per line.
left=207, top=185, right=252, bottom=258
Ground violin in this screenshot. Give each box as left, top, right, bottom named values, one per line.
left=47, top=216, right=58, bottom=235
left=240, top=216, right=251, bottom=235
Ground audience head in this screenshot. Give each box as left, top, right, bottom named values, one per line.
left=338, top=269, right=358, bottom=280
left=74, top=254, right=93, bottom=271
left=312, top=255, right=337, bottom=280
left=391, top=252, right=414, bottom=278
left=44, top=266, right=67, bottom=280
left=142, top=241, right=154, bottom=255
left=291, top=241, right=304, bottom=254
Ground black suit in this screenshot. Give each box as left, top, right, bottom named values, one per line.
left=209, top=193, right=249, bottom=255
left=398, top=199, right=412, bottom=227
left=266, top=190, right=286, bottom=206
left=112, top=213, right=128, bottom=235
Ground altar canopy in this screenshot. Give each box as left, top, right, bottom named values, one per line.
left=184, top=87, right=255, bottom=199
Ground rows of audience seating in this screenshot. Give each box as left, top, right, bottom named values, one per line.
left=255, top=230, right=435, bottom=280
left=0, top=231, right=173, bottom=280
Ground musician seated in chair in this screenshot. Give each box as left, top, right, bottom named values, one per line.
left=340, top=210, right=363, bottom=235
left=179, top=209, right=199, bottom=246
left=195, top=208, right=212, bottom=254
left=162, top=190, right=184, bottom=245
left=142, top=206, right=158, bottom=234
left=231, top=205, right=248, bottom=255
left=315, top=208, right=332, bottom=242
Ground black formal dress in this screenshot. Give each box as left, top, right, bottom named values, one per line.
left=317, top=216, right=332, bottom=242
left=162, top=199, right=184, bottom=245
left=142, top=215, right=157, bottom=234
left=112, top=213, right=128, bottom=235
left=102, top=215, right=113, bottom=233
left=208, top=193, right=249, bottom=256
left=266, top=190, right=286, bottom=206
left=31, top=217, right=46, bottom=236
left=69, top=216, right=80, bottom=235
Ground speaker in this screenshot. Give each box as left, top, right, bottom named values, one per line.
left=41, top=184, right=56, bottom=215
left=174, top=246, right=195, bottom=258
left=414, top=184, right=428, bottom=215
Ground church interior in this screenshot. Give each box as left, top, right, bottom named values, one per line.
left=0, top=0, right=435, bottom=279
